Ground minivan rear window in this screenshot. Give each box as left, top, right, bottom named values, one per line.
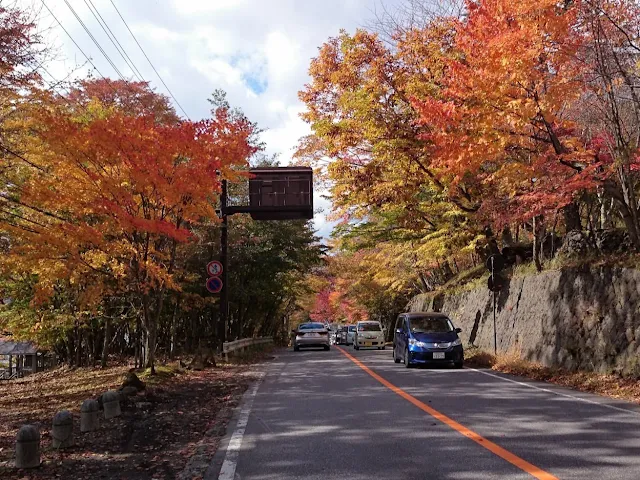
left=348, top=326, right=356, bottom=332
left=409, top=317, right=453, bottom=333
left=358, top=323, right=381, bottom=331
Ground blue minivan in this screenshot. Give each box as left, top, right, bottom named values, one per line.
left=393, top=312, right=464, bottom=368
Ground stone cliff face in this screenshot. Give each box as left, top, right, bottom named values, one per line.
left=408, top=267, right=640, bottom=373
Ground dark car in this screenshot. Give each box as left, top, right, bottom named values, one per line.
left=392, top=312, right=463, bottom=368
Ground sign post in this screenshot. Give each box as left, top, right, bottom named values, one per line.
left=486, top=254, right=506, bottom=356
left=215, top=167, right=313, bottom=350
left=220, top=179, right=228, bottom=347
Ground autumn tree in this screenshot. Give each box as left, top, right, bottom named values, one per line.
left=0, top=80, right=259, bottom=372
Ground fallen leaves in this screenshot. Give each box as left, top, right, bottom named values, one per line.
left=0, top=363, right=259, bottom=480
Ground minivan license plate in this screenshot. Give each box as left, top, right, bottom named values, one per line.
left=433, top=352, right=445, bottom=359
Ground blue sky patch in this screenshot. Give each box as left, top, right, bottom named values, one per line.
left=244, top=74, right=267, bottom=95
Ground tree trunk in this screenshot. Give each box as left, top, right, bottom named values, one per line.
left=145, top=320, right=157, bottom=374
left=170, top=299, right=179, bottom=360
left=533, top=216, right=543, bottom=272
left=89, top=327, right=96, bottom=367
left=74, top=323, right=82, bottom=368
left=101, top=318, right=111, bottom=368
left=563, top=202, right=582, bottom=232
left=501, top=225, right=514, bottom=247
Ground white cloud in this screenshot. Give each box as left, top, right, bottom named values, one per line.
left=171, top=0, right=248, bottom=15
left=19, top=0, right=403, bottom=238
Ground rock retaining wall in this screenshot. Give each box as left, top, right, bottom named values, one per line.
left=408, top=266, right=640, bottom=374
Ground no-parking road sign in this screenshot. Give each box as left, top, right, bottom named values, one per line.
left=207, top=260, right=223, bottom=277
left=206, top=276, right=223, bottom=294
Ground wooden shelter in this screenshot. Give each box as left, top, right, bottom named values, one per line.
left=0, top=337, right=53, bottom=380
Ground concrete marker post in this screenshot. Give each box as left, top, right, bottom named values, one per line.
left=15, top=424, right=40, bottom=469
left=80, top=399, right=100, bottom=433
left=102, top=390, right=121, bottom=419
left=52, top=410, right=73, bottom=449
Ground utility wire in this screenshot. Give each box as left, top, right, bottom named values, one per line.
left=40, top=0, right=108, bottom=80
left=108, top=0, right=191, bottom=119
left=83, top=0, right=146, bottom=82
left=63, top=0, right=126, bottom=80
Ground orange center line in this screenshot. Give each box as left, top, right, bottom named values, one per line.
left=336, top=346, right=558, bottom=480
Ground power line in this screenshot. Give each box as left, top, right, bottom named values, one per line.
left=108, top=0, right=191, bottom=119
left=83, top=0, right=146, bottom=82
left=40, top=0, right=108, bottom=80
left=62, top=0, right=126, bottom=80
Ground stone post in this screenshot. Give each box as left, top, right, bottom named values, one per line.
left=52, top=410, right=73, bottom=449
left=15, top=425, right=40, bottom=469
left=80, top=399, right=100, bottom=433
left=102, top=390, right=121, bottom=419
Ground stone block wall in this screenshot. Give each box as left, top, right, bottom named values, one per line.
left=408, top=266, right=640, bottom=373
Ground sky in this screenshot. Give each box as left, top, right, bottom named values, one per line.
left=21, top=0, right=403, bottom=238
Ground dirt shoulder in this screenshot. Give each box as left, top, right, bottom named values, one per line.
left=465, top=348, right=640, bottom=404
left=0, top=356, right=269, bottom=480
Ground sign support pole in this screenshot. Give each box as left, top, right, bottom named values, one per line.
left=493, top=290, right=497, bottom=356
left=491, top=257, right=497, bottom=356
left=220, top=179, right=228, bottom=349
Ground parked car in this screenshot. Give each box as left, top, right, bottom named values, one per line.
left=346, top=325, right=356, bottom=345
left=336, top=326, right=348, bottom=345
left=392, top=312, right=463, bottom=368
left=353, top=321, right=385, bottom=350
left=293, top=322, right=330, bottom=351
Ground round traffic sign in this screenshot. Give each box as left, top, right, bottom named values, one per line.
left=207, top=260, right=223, bottom=277
left=206, top=276, right=223, bottom=294
left=485, top=254, right=505, bottom=273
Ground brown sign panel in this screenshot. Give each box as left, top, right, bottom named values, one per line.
left=248, top=167, right=313, bottom=220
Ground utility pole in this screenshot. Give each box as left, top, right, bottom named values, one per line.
left=219, top=179, right=228, bottom=349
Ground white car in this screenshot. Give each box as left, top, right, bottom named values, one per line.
left=293, top=322, right=331, bottom=351
left=353, top=321, right=386, bottom=350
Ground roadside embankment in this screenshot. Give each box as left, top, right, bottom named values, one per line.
left=409, top=266, right=640, bottom=375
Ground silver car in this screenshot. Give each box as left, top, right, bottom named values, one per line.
left=293, top=322, right=331, bottom=351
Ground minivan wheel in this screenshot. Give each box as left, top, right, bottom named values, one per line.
left=393, top=348, right=401, bottom=363
left=454, top=359, right=463, bottom=369
left=404, top=348, right=412, bottom=368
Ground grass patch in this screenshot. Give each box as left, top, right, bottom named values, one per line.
left=440, top=264, right=487, bottom=293
left=139, top=363, right=184, bottom=385
left=463, top=346, right=496, bottom=368
left=467, top=347, right=640, bottom=404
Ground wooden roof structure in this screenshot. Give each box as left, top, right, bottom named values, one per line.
left=0, top=337, right=44, bottom=355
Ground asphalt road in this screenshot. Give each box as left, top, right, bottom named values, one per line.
left=213, top=346, right=640, bottom=479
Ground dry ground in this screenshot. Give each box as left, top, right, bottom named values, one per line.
left=465, top=347, right=640, bottom=404
left=0, top=353, right=271, bottom=480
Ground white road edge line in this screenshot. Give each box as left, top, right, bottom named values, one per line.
left=218, top=375, right=264, bottom=480
left=468, top=367, right=640, bottom=417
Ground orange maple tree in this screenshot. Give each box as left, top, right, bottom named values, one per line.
left=0, top=80, right=259, bottom=370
